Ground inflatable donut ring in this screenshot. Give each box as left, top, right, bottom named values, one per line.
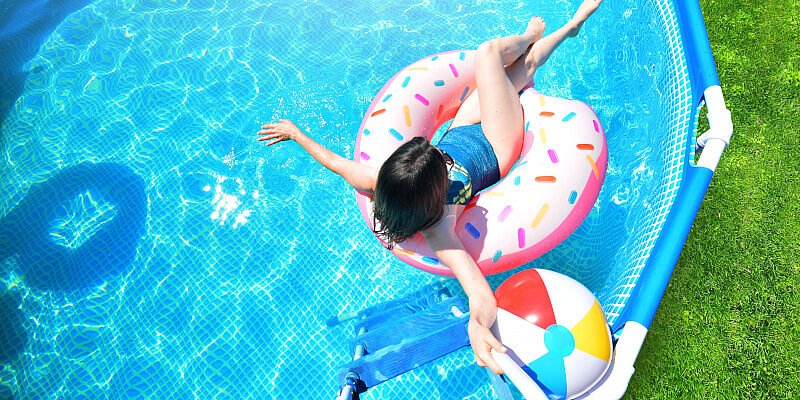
left=354, top=50, right=607, bottom=276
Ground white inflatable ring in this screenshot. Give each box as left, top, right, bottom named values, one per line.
left=354, top=50, right=607, bottom=276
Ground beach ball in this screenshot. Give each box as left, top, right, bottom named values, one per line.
left=491, top=269, right=612, bottom=399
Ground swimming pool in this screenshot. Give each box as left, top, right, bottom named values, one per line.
left=1, top=0, right=698, bottom=398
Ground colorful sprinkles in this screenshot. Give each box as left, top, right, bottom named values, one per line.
left=517, top=228, right=526, bottom=248
left=532, top=204, right=550, bottom=228
left=587, top=155, right=600, bottom=179
left=460, top=86, right=470, bottom=101
left=389, top=128, right=403, bottom=141
left=403, top=105, right=412, bottom=127
left=394, top=248, right=415, bottom=257
left=547, top=149, right=559, bottom=163
left=422, top=256, right=439, bottom=265
left=449, top=64, right=459, bottom=78
left=498, top=205, right=512, bottom=222
left=562, top=112, right=577, bottom=122
left=492, top=250, right=503, bottom=263
left=465, top=223, right=481, bottom=239
left=414, top=94, right=430, bottom=106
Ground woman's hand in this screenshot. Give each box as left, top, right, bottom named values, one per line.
left=468, top=293, right=507, bottom=374
left=257, top=119, right=302, bottom=146
left=255, top=118, right=377, bottom=192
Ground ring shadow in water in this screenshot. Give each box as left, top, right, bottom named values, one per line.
left=0, top=162, right=147, bottom=291
left=0, top=162, right=146, bottom=374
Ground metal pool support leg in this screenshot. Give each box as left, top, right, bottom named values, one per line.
left=336, top=329, right=367, bottom=400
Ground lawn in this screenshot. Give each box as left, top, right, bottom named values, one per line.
left=625, top=0, right=800, bottom=398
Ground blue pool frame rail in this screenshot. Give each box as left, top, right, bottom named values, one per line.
left=675, top=0, right=721, bottom=100
left=580, top=1, right=733, bottom=398
left=613, top=0, right=731, bottom=334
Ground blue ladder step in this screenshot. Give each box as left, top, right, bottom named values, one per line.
left=336, top=300, right=470, bottom=389
left=349, top=297, right=467, bottom=354
left=353, top=287, right=453, bottom=334
left=326, top=283, right=449, bottom=328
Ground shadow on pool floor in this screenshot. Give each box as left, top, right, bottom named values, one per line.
left=0, top=0, right=92, bottom=138
left=0, top=162, right=147, bottom=387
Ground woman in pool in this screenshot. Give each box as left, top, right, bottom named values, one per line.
left=258, top=0, right=602, bottom=374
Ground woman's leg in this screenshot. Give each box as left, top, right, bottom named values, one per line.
left=457, top=17, right=545, bottom=176
left=451, top=17, right=545, bottom=130
left=451, top=0, right=603, bottom=175
left=525, top=0, right=603, bottom=70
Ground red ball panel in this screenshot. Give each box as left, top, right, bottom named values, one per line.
left=494, top=269, right=556, bottom=330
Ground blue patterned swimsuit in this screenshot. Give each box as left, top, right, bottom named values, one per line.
left=436, top=123, right=501, bottom=205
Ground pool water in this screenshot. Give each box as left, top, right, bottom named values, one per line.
left=0, top=0, right=686, bottom=398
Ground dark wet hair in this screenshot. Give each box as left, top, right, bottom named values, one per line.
left=372, top=137, right=450, bottom=248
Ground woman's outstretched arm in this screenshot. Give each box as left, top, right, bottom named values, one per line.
left=423, top=207, right=507, bottom=375
left=258, top=119, right=377, bottom=193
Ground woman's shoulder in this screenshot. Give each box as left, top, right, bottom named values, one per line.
left=422, top=205, right=460, bottom=236
left=342, top=159, right=378, bottom=194
left=421, top=204, right=468, bottom=251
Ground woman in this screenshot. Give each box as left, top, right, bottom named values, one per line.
left=258, top=0, right=602, bottom=374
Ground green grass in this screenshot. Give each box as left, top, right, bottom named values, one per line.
left=625, top=0, right=800, bottom=398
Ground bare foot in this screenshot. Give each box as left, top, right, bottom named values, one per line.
left=568, top=0, right=602, bottom=37
left=525, top=16, right=546, bottom=43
